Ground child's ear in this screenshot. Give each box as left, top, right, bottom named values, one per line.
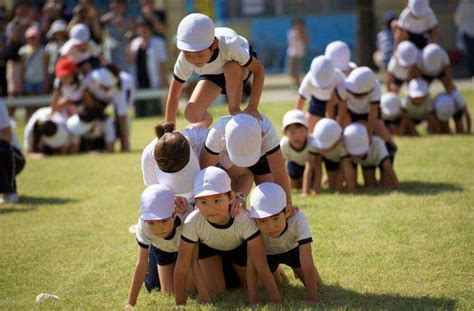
left=284, top=207, right=291, bottom=219
left=229, top=191, right=236, bottom=204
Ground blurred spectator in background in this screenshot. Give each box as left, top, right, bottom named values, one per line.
left=139, top=0, right=167, bottom=39
left=45, top=19, right=68, bottom=91
left=5, top=1, right=32, bottom=45
left=374, top=12, right=397, bottom=72
left=286, top=18, right=308, bottom=89
left=101, top=0, right=134, bottom=72
left=128, top=19, right=168, bottom=90
left=0, top=7, right=8, bottom=97
left=41, top=0, right=71, bottom=38
left=68, top=0, right=102, bottom=44
left=19, top=25, right=47, bottom=96
left=455, top=0, right=474, bottom=77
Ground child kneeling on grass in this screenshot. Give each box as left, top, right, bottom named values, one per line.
left=125, top=184, right=200, bottom=308
left=306, top=118, right=356, bottom=193
left=343, top=123, right=399, bottom=190
left=174, top=167, right=280, bottom=306
left=248, top=182, right=322, bottom=304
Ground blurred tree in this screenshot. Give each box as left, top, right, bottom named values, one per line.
left=356, top=0, right=376, bottom=68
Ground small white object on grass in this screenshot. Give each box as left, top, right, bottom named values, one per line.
left=128, top=224, right=137, bottom=234
left=36, top=293, right=59, bottom=303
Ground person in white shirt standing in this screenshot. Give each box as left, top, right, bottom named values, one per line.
left=455, top=0, right=474, bottom=77
left=286, top=18, right=308, bottom=89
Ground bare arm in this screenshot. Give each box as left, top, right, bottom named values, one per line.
left=295, top=95, right=306, bottom=110
left=174, top=240, right=196, bottom=305
left=116, top=115, right=129, bottom=152
left=393, top=27, right=408, bottom=49
left=341, top=157, right=356, bottom=193
left=190, top=244, right=211, bottom=304
left=302, top=159, right=314, bottom=196
left=464, top=107, right=472, bottom=133
left=440, top=66, right=456, bottom=93
left=429, top=26, right=439, bottom=44
left=125, top=246, right=149, bottom=307
left=381, top=158, right=399, bottom=189
left=165, top=78, right=185, bottom=125
left=267, top=149, right=293, bottom=205
left=199, top=147, right=220, bottom=169
left=368, top=104, right=379, bottom=136
left=299, top=243, right=319, bottom=302
left=245, top=57, right=265, bottom=114
left=246, top=249, right=259, bottom=304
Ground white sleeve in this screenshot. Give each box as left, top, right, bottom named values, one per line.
left=441, top=49, right=450, bottom=67
left=240, top=214, right=260, bottom=241
left=0, top=100, right=10, bottom=130
left=135, top=220, right=152, bottom=247
left=280, top=137, right=291, bottom=161
left=181, top=126, right=209, bottom=157
left=23, top=109, right=46, bottom=152
left=112, top=93, right=128, bottom=117
left=373, top=137, right=389, bottom=165
left=298, top=73, right=313, bottom=99
left=370, top=82, right=382, bottom=103
left=225, top=35, right=252, bottom=66
left=153, top=37, right=168, bottom=62
left=292, top=212, right=313, bottom=244
left=181, top=211, right=200, bottom=243
left=141, top=142, right=159, bottom=186
left=261, top=115, right=281, bottom=155
left=205, top=118, right=228, bottom=154
left=426, top=9, right=439, bottom=30
left=397, top=9, right=410, bottom=30
left=173, top=52, right=193, bottom=82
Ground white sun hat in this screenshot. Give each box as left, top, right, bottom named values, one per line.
left=91, top=68, right=118, bottom=87
left=66, top=114, right=93, bottom=136
left=344, top=66, right=376, bottom=94
left=176, top=13, right=215, bottom=52
left=193, top=166, right=231, bottom=198
left=408, top=0, right=430, bottom=18
left=325, top=40, right=351, bottom=71
left=225, top=114, right=262, bottom=167
left=434, top=93, right=455, bottom=122
left=310, top=55, right=337, bottom=89
left=396, top=41, right=419, bottom=67
left=47, top=19, right=67, bottom=39
left=42, top=123, right=69, bottom=149
left=69, top=23, right=90, bottom=45
left=249, top=182, right=287, bottom=219
left=422, top=44, right=445, bottom=74
left=343, top=123, right=369, bottom=156
left=282, top=109, right=308, bottom=131
left=312, top=118, right=342, bottom=150
left=140, top=184, right=175, bottom=221
left=408, top=78, right=429, bottom=98
left=381, top=92, right=402, bottom=117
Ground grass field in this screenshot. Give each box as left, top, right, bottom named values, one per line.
left=0, top=91, right=473, bottom=310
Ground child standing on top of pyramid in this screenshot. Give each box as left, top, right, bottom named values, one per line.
left=165, top=13, right=265, bottom=127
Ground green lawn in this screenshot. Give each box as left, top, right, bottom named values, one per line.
left=0, top=91, right=473, bottom=310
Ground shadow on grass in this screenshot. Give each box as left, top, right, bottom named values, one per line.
left=360, top=180, right=465, bottom=196
left=0, top=195, right=78, bottom=215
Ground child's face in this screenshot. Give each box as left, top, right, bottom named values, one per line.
left=60, top=73, right=75, bottom=85
left=182, top=42, right=216, bottom=67
left=285, top=124, right=307, bottom=147
left=195, top=193, right=233, bottom=225
left=145, top=215, right=176, bottom=238
left=255, top=211, right=287, bottom=238
left=27, top=36, right=40, bottom=46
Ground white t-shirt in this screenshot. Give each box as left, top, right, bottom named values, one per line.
left=342, top=81, right=382, bottom=115
left=309, top=140, right=348, bottom=163
left=53, top=78, right=86, bottom=103
left=141, top=126, right=209, bottom=200
left=130, top=36, right=168, bottom=88
left=416, top=48, right=450, bottom=78
left=19, top=45, right=46, bottom=83
left=397, top=7, right=438, bottom=35
left=387, top=56, right=411, bottom=81
left=357, top=136, right=390, bottom=168
left=174, top=27, right=252, bottom=82
left=280, top=136, right=313, bottom=167
left=59, top=39, right=101, bottom=64
left=205, top=114, right=280, bottom=168
left=0, top=100, right=21, bottom=150
left=401, top=96, right=433, bottom=120
left=286, top=28, right=306, bottom=58
left=119, top=71, right=136, bottom=110
left=298, top=70, right=346, bottom=101
left=23, top=107, right=69, bottom=152
left=263, top=211, right=313, bottom=255
left=181, top=210, right=260, bottom=251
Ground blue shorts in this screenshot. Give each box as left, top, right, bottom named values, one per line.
left=287, top=161, right=305, bottom=179
left=308, top=96, right=327, bottom=118
left=24, top=81, right=43, bottom=94
left=152, top=245, right=178, bottom=266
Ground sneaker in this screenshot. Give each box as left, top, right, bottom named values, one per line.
left=3, top=193, right=19, bottom=204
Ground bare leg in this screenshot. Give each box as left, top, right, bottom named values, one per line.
left=157, top=264, right=175, bottom=294
left=199, top=256, right=226, bottom=295
left=306, top=113, right=321, bottom=134
left=184, top=80, right=222, bottom=124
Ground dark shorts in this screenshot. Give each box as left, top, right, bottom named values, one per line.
left=198, top=241, right=248, bottom=267
left=408, top=31, right=429, bottom=49
left=249, top=154, right=271, bottom=176
left=308, top=96, right=327, bottom=118
left=422, top=71, right=445, bottom=85
left=385, top=142, right=396, bottom=165
left=267, top=247, right=301, bottom=273
left=287, top=161, right=305, bottom=179
left=410, top=118, right=424, bottom=125
left=392, top=75, right=405, bottom=87
left=80, top=137, right=106, bottom=152
left=348, top=109, right=381, bottom=122
left=453, top=109, right=464, bottom=121
left=323, top=157, right=340, bottom=172
left=151, top=245, right=178, bottom=266
left=384, top=118, right=401, bottom=127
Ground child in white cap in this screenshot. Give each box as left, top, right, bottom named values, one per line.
left=381, top=92, right=403, bottom=135
left=324, top=40, right=357, bottom=76
left=201, top=113, right=293, bottom=211
left=343, top=123, right=399, bottom=189
left=395, top=0, right=439, bottom=49
left=125, top=184, right=196, bottom=308
left=401, top=78, right=438, bottom=135
left=175, top=167, right=280, bottom=305
left=295, top=55, right=347, bottom=132
left=165, top=13, right=265, bottom=127
left=386, top=41, right=419, bottom=93
left=141, top=122, right=208, bottom=202
left=307, top=118, right=356, bottom=193
left=433, top=93, right=456, bottom=134
left=280, top=110, right=313, bottom=194
left=248, top=182, right=322, bottom=304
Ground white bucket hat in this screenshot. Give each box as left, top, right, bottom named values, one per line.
left=69, top=23, right=90, bottom=45
left=177, top=13, right=215, bottom=52
left=249, top=182, right=287, bottom=219
left=408, top=78, right=429, bottom=98
left=396, top=41, right=419, bottom=67
left=140, top=184, right=175, bottom=221
left=91, top=68, right=118, bottom=88
left=408, top=0, right=430, bottom=18
left=434, top=93, right=455, bottom=122
left=310, top=56, right=337, bottom=89
left=343, top=123, right=369, bottom=156
left=66, top=114, right=93, bottom=136
left=225, top=114, right=262, bottom=167
left=422, top=44, right=445, bottom=74
left=381, top=92, right=402, bottom=117
left=282, top=109, right=308, bottom=131
left=47, top=19, right=67, bottom=39
left=42, top=123, right=69, bottom=149
left=325, top=41, right=351, bottom=71
left=193, top=166, right=231, bottom=198
left=312, top=118, right=342, bottom=150
left=344, top=66, right=376, bottom=94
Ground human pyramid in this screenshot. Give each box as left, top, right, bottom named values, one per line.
left=126, top=1, right=471, bottom=307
